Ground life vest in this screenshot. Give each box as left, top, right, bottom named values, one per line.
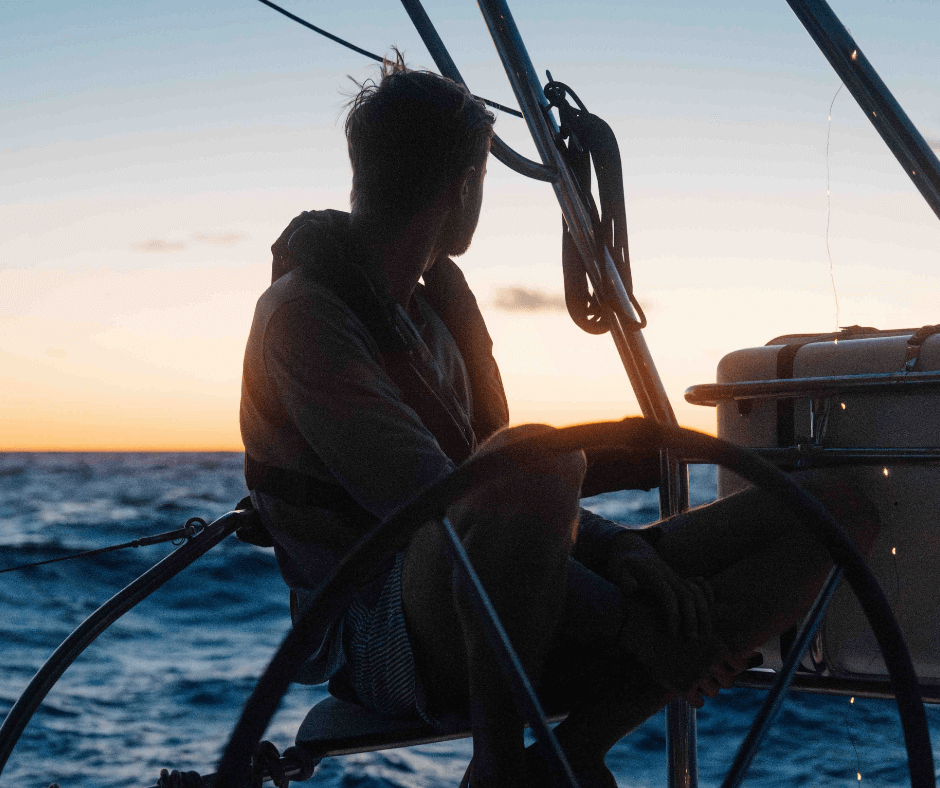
left=243, top=210, right=510, bottom=521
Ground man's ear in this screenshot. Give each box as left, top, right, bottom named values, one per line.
left=458, top=165, right=477, bottom=205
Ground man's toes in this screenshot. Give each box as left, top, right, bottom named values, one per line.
left=525, top=746, right=617, bottom=788
left=698, top=676, right=721, bottom=698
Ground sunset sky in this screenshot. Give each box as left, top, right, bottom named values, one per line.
left=3, top=0, right=939, bottom=450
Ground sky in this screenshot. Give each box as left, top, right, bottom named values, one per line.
left=2, top=0, right=939, bottom=450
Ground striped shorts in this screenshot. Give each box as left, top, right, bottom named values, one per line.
left=340, top=552, right=434, bottom=725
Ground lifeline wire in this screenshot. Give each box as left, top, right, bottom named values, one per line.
left=254, top=0, right=523, bottom=118
left=0, top=519, right=205, bottom=575
left=826, top=83, right=844, bottom=334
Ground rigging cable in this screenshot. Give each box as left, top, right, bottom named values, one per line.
left=0, top=519, right=205, bottom=575
left=253, top=0, right=523, bottom=118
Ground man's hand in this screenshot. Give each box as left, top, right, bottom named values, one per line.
left=617, top=597, right=722, bottom=695
left=604, top=530, right=713, bottom=642
left=683, top=648, right=762, bottom=708
left=618, top=596, right=759, bottom=703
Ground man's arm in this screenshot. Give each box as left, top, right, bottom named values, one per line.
left=262, top=287, right=456, bottom=522
left=575, top=507, right=712, bottom=642
left=573, top=507, right=657, bottom=570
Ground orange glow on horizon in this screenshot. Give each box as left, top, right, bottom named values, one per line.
left=0, top=415, right=246, bottom=452
left=1, top=407, right=717, bottom=452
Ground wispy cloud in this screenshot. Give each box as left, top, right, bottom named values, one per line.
left=194, top=232, right=243, bottom=245
left=493, top=286, right=656, bottom=316
left=492, top=287, right=567, bottom=313
left=133, top=239, right=186, bottom=253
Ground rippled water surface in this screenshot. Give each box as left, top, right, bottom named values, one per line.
left=1, top=454, right=937, bottom=787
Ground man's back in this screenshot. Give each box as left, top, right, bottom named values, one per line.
left=239, top=209, right=482, bottom=683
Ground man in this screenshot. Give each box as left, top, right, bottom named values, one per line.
left=240, top=54, right=879, bottom=788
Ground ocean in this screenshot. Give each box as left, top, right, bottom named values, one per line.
left=0, top=453, right=935, bottom=788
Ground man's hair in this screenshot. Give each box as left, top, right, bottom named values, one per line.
left=345, top=50, right=495, bottom=228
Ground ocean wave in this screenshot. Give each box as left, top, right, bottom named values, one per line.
left=3, top=454, right=940, bottom=788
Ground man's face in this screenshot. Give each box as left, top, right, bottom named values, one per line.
left=440, top=156, right=487, bottom=258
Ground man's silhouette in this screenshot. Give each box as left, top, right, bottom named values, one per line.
left=240, top=53, right=878, bottom=787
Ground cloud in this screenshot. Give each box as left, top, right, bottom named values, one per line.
left=133, top=239, right=186, bottom=253
left=195, top=232, right=244, bottom=245
left=131, top=233, right=243, bottom=252
left=492, top=287, right=567, bottom=313
left=493, top=286, right=656, bottom=317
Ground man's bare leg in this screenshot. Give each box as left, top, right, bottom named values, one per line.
left=544, top=469, right=880, bottom=783
left=402, top=426, right=586, bottom=788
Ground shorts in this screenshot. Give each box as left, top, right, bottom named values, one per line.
left=334, top=552, right=437, bottom=726
left=332, top=525, right=664, bottom=725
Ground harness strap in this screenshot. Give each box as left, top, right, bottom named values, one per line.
left=904, top=324, right=940, bottom=372
left=244, top=456, right=361, bottom=512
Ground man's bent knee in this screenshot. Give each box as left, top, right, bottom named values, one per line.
left=446, top=426, right=584, bottom=577
left=477, top=423, right=587, bottom=495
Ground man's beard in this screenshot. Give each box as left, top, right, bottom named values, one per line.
left=439, top=204, right=480, bottom=257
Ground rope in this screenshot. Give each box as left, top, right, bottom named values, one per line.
left=253, top=0, right=523, bottom=118
left=0, top=518, right=206, bottom=575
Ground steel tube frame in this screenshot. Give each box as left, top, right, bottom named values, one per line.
left=397, top=0, right=555, bottom=184
left=736, top=672, right=940, bottom=704
left=750, top=447, right=940, bottom=466
left=686, top=371, right=940, bottom=407
left=474, top=0, right=677, bottom=426
left=467, top=0, right=697, bottom=782
left=786, top=0, right=940, bottom=222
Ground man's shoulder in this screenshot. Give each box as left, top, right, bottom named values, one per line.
left=257, top=268, right=357, bottom=325
left=251, top=268, right=377, bottom=354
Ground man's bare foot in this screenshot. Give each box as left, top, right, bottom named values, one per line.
left=525, top=745, right=617, bottom=788
left=616, top=598, right=722, bottom=694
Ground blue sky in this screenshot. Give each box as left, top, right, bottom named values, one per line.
left=2, top=0, right=939, bottom=447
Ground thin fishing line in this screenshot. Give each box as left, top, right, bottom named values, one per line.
left=861, top=470, right=901, bottom=675
left=843, top=698, right=864, bottom=784
left=826, top=83, right=844, bottom=333
left=893, top=549, right=901, bottom=615
left=254, top=0, right=524, bottom=118
left=882, top=471, right=901, bottom=617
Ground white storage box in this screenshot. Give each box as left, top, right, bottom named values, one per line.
left=705, top=327, right=940, bottom=680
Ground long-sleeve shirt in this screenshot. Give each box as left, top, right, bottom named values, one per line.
left=240, top=261, right=629, bottom=683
